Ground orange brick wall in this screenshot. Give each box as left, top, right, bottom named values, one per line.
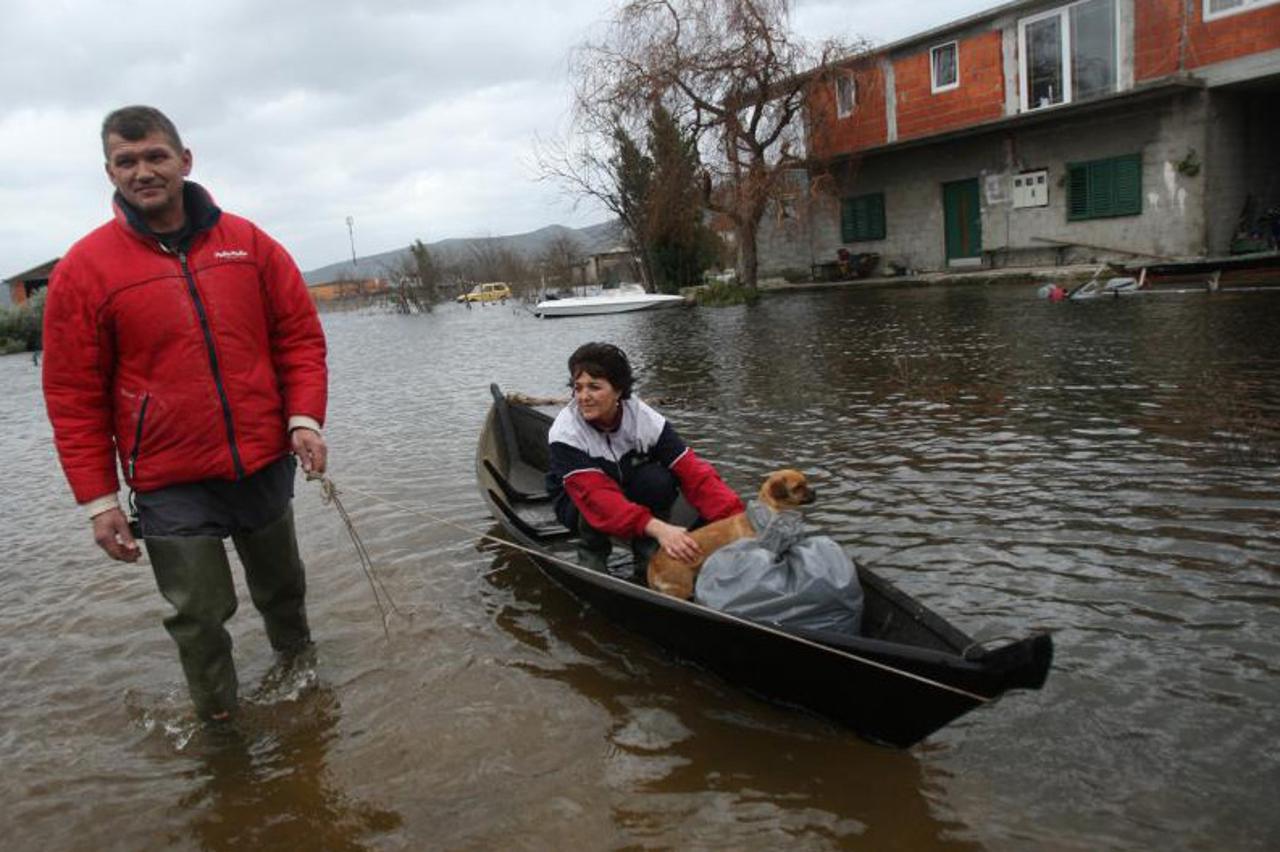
left=1137, top=0, right=1280, bottom=81
left=807, top=62, right=888, bottom=159
left=895, top=31, right=1006, bottom=141
left=1188, top=2, right=1280, bottom=67
left=810, top=0, right=1280, bottom=157
left=1134, top=0, right=1183, bottom=80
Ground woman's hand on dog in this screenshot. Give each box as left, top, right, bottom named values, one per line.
left=645, top=518, right=702, bottom=564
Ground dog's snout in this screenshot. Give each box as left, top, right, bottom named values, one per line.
left=800, top=487, right=816, bottom=504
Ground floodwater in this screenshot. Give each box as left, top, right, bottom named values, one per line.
left=3, top=282, right=1279, bottom=850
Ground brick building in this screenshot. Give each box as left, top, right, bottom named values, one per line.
left=3, top=258, right=58, bottom=306
left=762, top=0, right=1280, bottom=276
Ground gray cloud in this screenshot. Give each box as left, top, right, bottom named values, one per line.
left=1, top=0, right=995, bottom=274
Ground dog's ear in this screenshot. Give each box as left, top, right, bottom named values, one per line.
left=768, top=477, right=790, bottom=502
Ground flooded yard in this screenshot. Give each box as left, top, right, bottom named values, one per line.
left=2, top=282, right=1278, bottom=850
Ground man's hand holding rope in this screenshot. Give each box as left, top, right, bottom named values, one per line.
left=291, top=427, right=328, bottom=475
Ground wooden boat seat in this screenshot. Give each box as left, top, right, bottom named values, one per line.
left=487, top=490, right=573, bottom=542
left=483, top=458, right=552, bottom=505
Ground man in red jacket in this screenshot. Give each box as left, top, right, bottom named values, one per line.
left=42, top=105, right=329, bottom=723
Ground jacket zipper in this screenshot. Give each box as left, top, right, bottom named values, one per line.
left=127, top=392, right=151, bottom=481
left=604, top=433, right=625, bottom=484
left=178, top=250, right=246, bottom=478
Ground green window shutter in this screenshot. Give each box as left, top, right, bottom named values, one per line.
left=1113, top=153, right=1142, bottom=216
left=841, top=198, right=857, bottom=242
left=1067, top=153, right=1142, bottom=220
left=841, top=193, right=887, bottom=241
left=868, top=193, right=886, bottom=240
left=1068, top=164, right=1089, bottom=219
left=1089, top=159, right=1116, bottom=216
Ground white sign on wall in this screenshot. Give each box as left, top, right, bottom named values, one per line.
left=983, top=172, right=1009, bottom=205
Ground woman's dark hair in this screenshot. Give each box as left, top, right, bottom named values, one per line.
left=568, top=342, right=633, bottom=399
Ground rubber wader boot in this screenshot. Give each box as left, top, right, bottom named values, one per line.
left=576, top=516, right=612, bottom=572
left=232, top=506, right=312, bottom=657
left=146, top=535, right=239, bottom=721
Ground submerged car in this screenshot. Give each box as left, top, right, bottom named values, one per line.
left=456, top=282, right=512, bottom=303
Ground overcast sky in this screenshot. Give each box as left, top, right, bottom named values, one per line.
left=0, top=0, right=997, bottom=275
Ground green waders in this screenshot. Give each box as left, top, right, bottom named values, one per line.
left=146, top=506, right=311, bottom=720
left=576, top=515, right=658, bottom=580
left=146, top=535, right=240, bottom=720
left=231, top=506, right=311, bottom=655
left=575, top=515, right=612, bottom=572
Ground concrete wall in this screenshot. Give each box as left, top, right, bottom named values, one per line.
left=1005, top=91, right=1208, bottom=262
left=755, top=203, right=820, bottom=278
left=762, top=89, right=1212, bottom=274
left=1205, top=89, right=1280, bottom=254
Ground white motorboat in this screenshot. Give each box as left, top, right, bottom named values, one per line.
left=534, top=284, right=686, bottom=318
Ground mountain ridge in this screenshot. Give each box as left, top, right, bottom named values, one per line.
left=303, top=220, right=624, bottom=284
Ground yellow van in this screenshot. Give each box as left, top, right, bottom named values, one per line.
left=456, top=282, right=512, bottom=303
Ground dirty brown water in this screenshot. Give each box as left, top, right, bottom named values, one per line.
left=3, top=283, right=1279, bottom=850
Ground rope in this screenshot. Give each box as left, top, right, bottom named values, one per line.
left=307, top=473, right=410, bottom=640
left=309, top=475, right=995, bottom=704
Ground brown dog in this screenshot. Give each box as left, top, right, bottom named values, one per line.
left=646, top=469, right=816, bottom=600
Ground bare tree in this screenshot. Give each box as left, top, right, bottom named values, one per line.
left=539, top=232, right=584, bottom=292
left=557, top=0, right=862, bottom=289
left=462, top=241, right=536, bottom=296
left=382, top=239, right=442, bottom=313
left=536, top=109, right=657, bottom=289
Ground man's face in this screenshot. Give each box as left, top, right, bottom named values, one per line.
left=104, top=130, right=192, bottom=231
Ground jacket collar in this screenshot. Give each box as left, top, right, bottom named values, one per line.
left=112, top=180, right=222, bottom=250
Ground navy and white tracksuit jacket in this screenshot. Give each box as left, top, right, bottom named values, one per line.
left=547, top=397, right=744, bottom=538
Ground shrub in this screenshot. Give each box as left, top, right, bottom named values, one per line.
left=0, top=289, right=45, bottom=354
left=693, top=280, right=760, bottom=307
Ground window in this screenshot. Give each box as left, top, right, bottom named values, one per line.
left=1019, top=0, right=1116, bottom=112
left=1067, top=153, right=1142, bottom=220
left=841, top=193, right=886, bottom=241
left=1204, top=0, right=1280, bottom=20
left=835, top=73, right=856, bottom=118
left=931, top=42, right=959, bottom=93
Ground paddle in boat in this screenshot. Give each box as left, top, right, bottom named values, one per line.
left=475, top=385, right=1053, bottom=747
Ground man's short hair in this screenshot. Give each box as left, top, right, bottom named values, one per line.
left=101, top=106, right=183, bottom=157
left=568, top=342, right=634, bottom=399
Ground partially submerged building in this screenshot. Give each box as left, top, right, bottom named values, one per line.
left=769, top=0, right=1280, bottom=275
left=3, top=259, right=58, bottom=306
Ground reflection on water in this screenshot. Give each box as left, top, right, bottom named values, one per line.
left=480, top=542, right=981, bottom=850
left=176, top=688, right=400, bottom=850
left=2, top=284, right=1279, bottom=850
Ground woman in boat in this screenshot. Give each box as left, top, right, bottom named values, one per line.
left=547, top=342, right=744, bottom=574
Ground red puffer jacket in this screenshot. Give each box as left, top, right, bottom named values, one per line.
left=42, top=183, right=327, bottom=503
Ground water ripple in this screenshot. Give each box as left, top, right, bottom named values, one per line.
left=3, top=287, right=1280, bottom=849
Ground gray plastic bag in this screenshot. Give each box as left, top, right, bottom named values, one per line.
left=694, top=501, right=863, bottom=634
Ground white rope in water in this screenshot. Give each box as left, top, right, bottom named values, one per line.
left=310, top=474, right=994, bottom=703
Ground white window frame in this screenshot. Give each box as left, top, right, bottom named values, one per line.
left=1018, top=0, right=1120, bottom=113
left=930, top=41, right=960, bottom=93
left=835, top=72, right=856, bottom=119
left=1203, top=0, right=1280, bottom=21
